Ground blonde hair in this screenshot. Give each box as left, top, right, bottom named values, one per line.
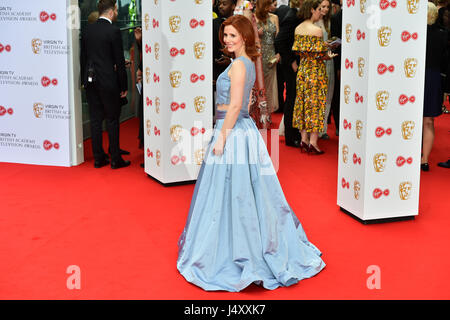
left=427, top=2, right=438, bottom=25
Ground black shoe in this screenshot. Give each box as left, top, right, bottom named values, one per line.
left=286, top=140, right=300, bottom=148
left=437, top=160, right=450, bottom=168
left=421, top=163, right=429, bottom=172
left=94, top=158, right=110, bottom=168
left=111, top=159, right=131, bottom=169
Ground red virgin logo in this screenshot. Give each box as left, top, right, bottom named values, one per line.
left=41, top=76, right=58, bottom=87
left=0, top=106, right=13, bottom=116
left=0, top=43, right=11, bottom=53
left=190, top=18, right=205, bottom=29
left=43, top=140, right=60, bottom=151
left=40, top=11, right=57, bottom=22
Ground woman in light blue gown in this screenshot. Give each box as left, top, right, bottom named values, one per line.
left=177, top=15, right=325, bottom=292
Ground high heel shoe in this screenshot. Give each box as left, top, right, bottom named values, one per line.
left=308, top=144, right=325, bottom=155
left=300, top=141, right=309, bottom=153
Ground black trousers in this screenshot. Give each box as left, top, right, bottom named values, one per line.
left=86, top=84, right=121, bottom=162
left=331, top=67, right=340, bottom=132
left=280, top=57, right=301, bottom=145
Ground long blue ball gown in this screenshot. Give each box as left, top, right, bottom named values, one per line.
left=177, top=56, right=325, bottom=292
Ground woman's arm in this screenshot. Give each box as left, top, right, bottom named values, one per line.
left=213, top=60, right=247, bottom=155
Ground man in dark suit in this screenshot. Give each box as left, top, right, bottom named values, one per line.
left=274, top=3, right=291, bottom=114
left=274, top=0, right=303, bottom=147
left=81, top=0, right=130, bottom=169
left=330, top=0, right=342, bottom=136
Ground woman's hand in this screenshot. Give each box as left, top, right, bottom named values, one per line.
left=323, top=50, right=338, bottom=60
left=213, top=135, right=225, bottom=156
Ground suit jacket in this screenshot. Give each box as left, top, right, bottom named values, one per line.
left=330, top=10, right=342, bottom=71
left=274, top=7, right=302, bottom=66
left=274, top=4, right=290, bottom=24
left=81, top=18, right=128, bottom=92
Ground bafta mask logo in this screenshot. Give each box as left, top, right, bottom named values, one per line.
left=154, top=0, right=159, bottom=4
left=406, top=0, right=420, bottom=14
left=342, top=145, right=349, bottom=164
left=194, top=96, right=206, bottom=113
left=144, top=14, right=150, bottom=30
left=194, top=0, right=204, bottom=3
left=154, top=42, right=160, bottom=60
left=156, top=150, right=161, bottom=167
left=354, top=180, right=361, bottom=200
left=399, top=181, right=412, bottom=200
left=403, top=58, right=418, bottom=78
left=377, top=26, right=392, bottom=47
left=401, top=121, right=415, bottom=140
left=356, top=120, right=363, bottom=139
left=169, top=15, right=181, bottom=33
left=344, top=85, right=351, bottom=104
left=193, top=42, right=206, bottom=59
left=31, top=38, right=42, bottom=54
left=375, top=90, right=390, bottom=110
left=33, top=103, right=44, bottom=118
left=358, top=57, right=365, bottom=77
left=360, top=0, right=367, bottom=13
left=146, top=119, right=152, bottom=136
left=145, top=67, right=150, bottom=84
left=169, top=71, right=182, bottom=88
left=170, top=124, right=183, bottom=142
left=194, top=148, right=205, bottom=165
left=373, top=153, right=387, bottom=172
left=155, top=97, right=160, bottom=114
left=345, top=24, right=352, bottom=43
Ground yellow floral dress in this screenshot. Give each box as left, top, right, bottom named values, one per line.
left=292, top=35, right=328, bottom=132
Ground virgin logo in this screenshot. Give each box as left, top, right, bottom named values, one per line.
left=40, top=11, right=57, bottom=22
left=43, top=140, right=60, bottom=151
left=0, top=106, right=13, bottom=116
left=41, top=76, right=58, bottom=87
left=0, top=43, right=11, bottom=53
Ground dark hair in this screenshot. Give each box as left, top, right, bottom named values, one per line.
left=298, top=0, right=322, bottom=20
left=219, top=15, right=260, bottom=62
left=255, top=0, right=273, bottom=23
left=98, top=0, right=117, bottom=16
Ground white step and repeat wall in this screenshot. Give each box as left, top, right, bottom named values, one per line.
left=142, top=0, right=212, bottom=184
left=337, top=0, right=427, bottom=221
left=0, top=0, right=83, bottom=167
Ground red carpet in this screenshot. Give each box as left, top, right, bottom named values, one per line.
left=0, top=113, right=449, bottom=300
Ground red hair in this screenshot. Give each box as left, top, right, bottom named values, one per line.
left=219, top=15, right=260, bottom=62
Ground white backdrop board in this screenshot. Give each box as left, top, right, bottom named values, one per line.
left=0, top=0, right=76, bottom=166
left=337, top=0, right=427, bottom=222
left=142, top=0, right=212, bottom=184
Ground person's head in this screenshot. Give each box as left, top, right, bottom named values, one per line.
left=88, top=11, right=99, bottom=24
left=98, top=0, right=118, bottom=22
left=218, top=0, right=237, bottom=18
left=427, top=2, right=438, bottom=25
left=299, top=0, right=323, bottom=21
left=219, top=15, right=260, bottom=61
left=290, top=0, right=303, bottom=9
left=255, top=0, right=276, bottom=21
left=436, top=0, right=448, bottom=8
left=319, top=0, right=331, bottom=18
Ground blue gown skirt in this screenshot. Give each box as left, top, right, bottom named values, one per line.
left=177, top=111, right=325, bottom=292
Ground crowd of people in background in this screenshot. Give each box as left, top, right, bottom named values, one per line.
left=212, top=0, right=449, bottom=167
left=81, top=0, right=450, bottom=170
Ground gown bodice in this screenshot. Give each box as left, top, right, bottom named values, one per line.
left=215, top=56, right=256, bottom=117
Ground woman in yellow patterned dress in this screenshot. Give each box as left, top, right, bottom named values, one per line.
left=292, top=0, right=337, bottom=154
